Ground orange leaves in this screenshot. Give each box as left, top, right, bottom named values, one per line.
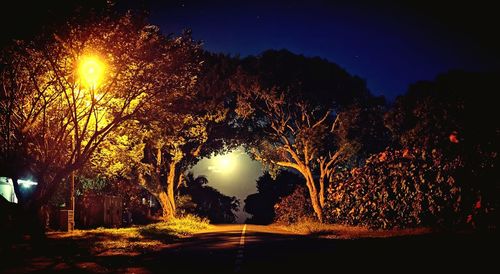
left=402, top=148, right=411, bottom=159
left=350, top=167, right=361, bottom=176
left=378, top=151, right=387, bottom=162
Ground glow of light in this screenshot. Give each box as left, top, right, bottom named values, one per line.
left=208, top=152, right=239, bottom=175
left=18, top=179, right=38, bottom=189
left=78, top=55, right=105, bottom=89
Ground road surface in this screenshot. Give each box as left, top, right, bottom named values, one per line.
left=1, top=224, right=496, bottom=273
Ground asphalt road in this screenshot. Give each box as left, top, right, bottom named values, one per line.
left=1, top=224, right=497, bottom=273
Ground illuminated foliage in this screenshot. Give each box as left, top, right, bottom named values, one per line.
left=86, top=53, right=234, bottom=220
left=324, top=148, right=463, bottom=229
left=274, top=185, right=313, bottom=225
left=0, top=11, right=202, bottom=209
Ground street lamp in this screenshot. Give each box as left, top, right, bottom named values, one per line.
left=63, top=55, right=105, bottom=232
left=78, top=55, right=105, bottom=89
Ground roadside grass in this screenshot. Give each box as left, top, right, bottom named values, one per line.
left=140, top=215, right=211, bottom=238
left=275, top=218, right=432, bottom=239
left=49, top=215, right=211, bottom=255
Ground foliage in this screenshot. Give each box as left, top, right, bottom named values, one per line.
left=384, top=71, right=499, bottom=228
left=239, top=49, right=370, bottom=106
left=0, top=10, right=202, bottom=210
left=324, top=148, right=464, bottom=229
left=244, top=171, right=304, bottom=224
left=178, top=173, right=239, bottom=223
left=274, top=185, right=314, bottom=224
left=385, top=71, right=499, bottom=150
left=86, top=52, right=236, bottom=220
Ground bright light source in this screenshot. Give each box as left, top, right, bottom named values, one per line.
left=208, top=152, right=238, bottom=174
left=219, top=157, right=231, bottom=169
left=78, top=55, right=105, bottom=89
left=18, top=179, right=38, bottom=189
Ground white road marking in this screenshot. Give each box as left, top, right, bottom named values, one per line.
left=234, top=224, right=247, bottom=272
left=239, top=224, right=247, bottom=245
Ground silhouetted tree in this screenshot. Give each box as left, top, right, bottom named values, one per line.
left=244, top=171, right=304, bottom=224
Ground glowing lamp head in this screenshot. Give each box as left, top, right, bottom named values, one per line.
left=78, top=56, right=105, bottom=88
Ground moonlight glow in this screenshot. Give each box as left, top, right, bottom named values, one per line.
left=209, top=152, right=238, bottom=174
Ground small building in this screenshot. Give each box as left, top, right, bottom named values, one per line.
left=0, top=177, right=18, bottom=203
left=76, top=194, right=122, bottom=228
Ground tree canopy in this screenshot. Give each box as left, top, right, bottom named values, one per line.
left=0, top=11, right=202, bottom=210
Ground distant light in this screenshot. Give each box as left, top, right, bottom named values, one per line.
left=208, top=152, right=238, bottom=175
left=18, top=179, right=38, bottom=189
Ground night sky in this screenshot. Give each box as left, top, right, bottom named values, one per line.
left=146, top=0, right=500, bottom=100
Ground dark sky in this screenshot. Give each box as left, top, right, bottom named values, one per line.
left=145, top=0, right=499, bottom=100
left=2, top=0, right=498, bottom=98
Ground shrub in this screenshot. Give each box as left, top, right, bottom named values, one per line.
left=274, top=186, right=314, bottom=224
left=324, top=148, right=465, bottom=229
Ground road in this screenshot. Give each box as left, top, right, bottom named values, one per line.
left=1, top=224, right=497, bottom=273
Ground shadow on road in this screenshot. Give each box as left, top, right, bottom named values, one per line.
left=0, top=225, right=497, bottom=273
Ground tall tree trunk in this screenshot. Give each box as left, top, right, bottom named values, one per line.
left=166, top=161, right=177, bottom=215
left=157, top=191, right=175, bottom=220
left=302, top=169, right=323, bottom=222
left=156, top=161, right=179, bottom=220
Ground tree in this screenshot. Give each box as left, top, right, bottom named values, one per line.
left=231, top=51, right=384, bottom=221
left=384, top=71, right=500, bottom=228
left=0, top=11, right=201, bottom=214
left=234, top=87, right=341, bottom=222
left=87, top=52, right=237, bottom=220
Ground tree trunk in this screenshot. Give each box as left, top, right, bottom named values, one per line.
left=302, top=169, right=324, bottom=223
left=319, top=175, right=326, bottom=209
left=156, top=161, right=179, bottom=220
left=157, top=191, right=175, bottom=220
left=166, top=161, right=177, bottom=215
left=306, top=180, right=323, bottom=222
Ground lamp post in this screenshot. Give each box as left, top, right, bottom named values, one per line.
left=63, top=55, right=105, bottom=232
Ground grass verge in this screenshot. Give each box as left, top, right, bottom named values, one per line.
left=49, top=215, right=211, bottom=255
left=275, top=218, right=432, bottom=239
